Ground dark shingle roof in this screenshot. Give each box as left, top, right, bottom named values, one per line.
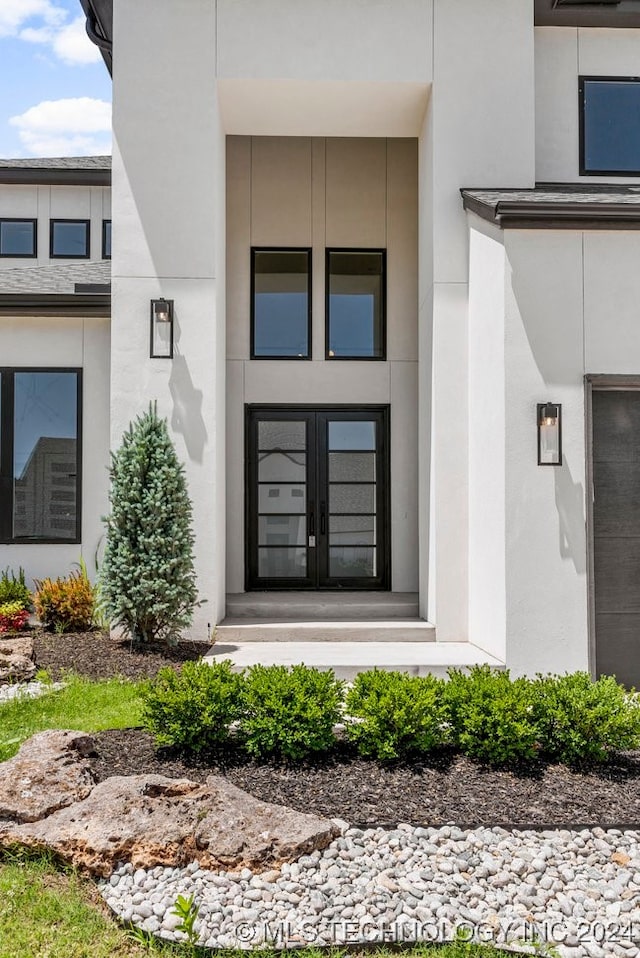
left=0, top=156, right=110, bottom=170
left=461, top=185, right=640, bottom=229
left=0, top=261, right=110, bottom=295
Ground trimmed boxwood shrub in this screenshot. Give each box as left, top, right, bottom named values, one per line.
left=533, top=671, right=640, bottom=764
left=345, top=669, right=448, bottom=760
left=445, top=665, right=538, bottom=765
left=141, top=660, right=243, bottom=751
left=239, top=664, right=344, bottom=761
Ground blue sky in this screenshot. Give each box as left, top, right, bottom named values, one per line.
left=0, top=0, right=111, bottom=158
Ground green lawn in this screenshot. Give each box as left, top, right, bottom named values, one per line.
left=0, top=674, right=143, bottom=762
left=0, top=852, right=512, bottom=958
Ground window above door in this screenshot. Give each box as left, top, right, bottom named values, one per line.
left=251, top=248, right=311, bottom=359
left=326, top=250, right=386, bottom=360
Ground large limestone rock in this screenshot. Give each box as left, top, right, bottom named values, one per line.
left=0, top=635, right=36, bottom=685
left=0, top=730, right=96, bottom=823
left=0, top=772, right=339, bottom=876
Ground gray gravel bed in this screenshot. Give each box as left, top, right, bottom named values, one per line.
left=100, top=823, right=640, bottom=956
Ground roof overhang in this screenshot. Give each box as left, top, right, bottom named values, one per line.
left=534, top=0, right=640, bottom=27
left=0, top=167, right=110, bottom=186
left=461, top=185, right=640, bottom=230
left=0, top=293, right=110, bottom=317
left=79, top=0, right=112, bottom=75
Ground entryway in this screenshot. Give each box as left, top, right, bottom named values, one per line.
left=590, top=383, right=640, bottom=687
left=246, top=406, right=390, bottom=591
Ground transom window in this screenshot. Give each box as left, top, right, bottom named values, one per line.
left=580, top=76, right=640, bottom=176
left=251, top=248, right=311, bottom=359
left=326, top=250, right=386, bottom=360
left=50, top=219, right=90, bottom=259
left=0, top=369, right=81, bottom=543
left=0, top=219, right=36, bottom=258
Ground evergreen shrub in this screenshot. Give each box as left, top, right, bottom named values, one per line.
left=100, top=403, right=198, bottom=644
left=345, top=669, right=448, bottom=760
left=239, top=664, right=344, bottom=760
left=141, top=660, right=243, bottom=751
left=445, top=665, right=538, bottom=765
left=533, top=671, right=640, bottom=764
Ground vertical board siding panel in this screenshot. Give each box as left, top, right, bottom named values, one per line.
left=325, top=138, right=386, bottom=247
left=387, top=138, right=419, bottom=361
left=226, top=136, right=252, bottom=360
left=250, top=136, right=312, bottom=247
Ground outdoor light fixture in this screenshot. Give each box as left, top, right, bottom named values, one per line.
left=537, top=402, right=562, bottom=465
left=150, top=298, right=174, bottom=359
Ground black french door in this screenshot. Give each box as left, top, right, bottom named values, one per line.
left=246, top=405, right=390, bottom=590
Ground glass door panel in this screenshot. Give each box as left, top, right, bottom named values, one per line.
left=246, top=407, right=389, bottom=590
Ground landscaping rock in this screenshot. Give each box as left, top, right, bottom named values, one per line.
left=0, top=730, right=96, bottom=823
left=0, top=635, right=35, bottom=685
left=0, top=773, right=339, bottom=876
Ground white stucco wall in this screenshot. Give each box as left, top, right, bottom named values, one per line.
left=226, top=136, right=419, bottom=595
left=423, top=0, right=535, bottom=640
left=466, top=214, right=640, bottom=676
left=535, top=27, right=640, bottom=184
left=0, top=185, right=110, bottom=266
left=0, top=315, right=110, bottom=589
left=111, top=0, right=225, bottom=637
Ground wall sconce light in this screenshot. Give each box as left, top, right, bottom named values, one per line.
left=537, top=402, right=562, bottom=465
left=150, top=298, right=174, bottom=359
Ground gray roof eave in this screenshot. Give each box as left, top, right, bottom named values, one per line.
left=461, top=187, right=640, bottom=230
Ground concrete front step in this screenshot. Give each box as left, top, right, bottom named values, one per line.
left=204, top=641, right=504, bottom=680
left=215, top=618, right=435, bottom=643
left=225, top=591, right=420, bottom=620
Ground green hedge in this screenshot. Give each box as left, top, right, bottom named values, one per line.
left=140, top=661, right=640, bottom=765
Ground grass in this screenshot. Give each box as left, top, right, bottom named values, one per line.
left=0, top=673, right=143, bottom=762
left=0, top=853, right=514, bottom=958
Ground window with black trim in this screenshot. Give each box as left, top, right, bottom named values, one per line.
left=251, top=248, right=311, bottom=359
left=580, top=76, right=640, bottom=175
left=102, top=220, right=111, bottom=259
left=326, top=250, right=386, bottom=360
left=0, top=369, right=81, bottom=543
left=0, top=219, right=36, bottom=258
left=50, top=219, right=90, bottom=258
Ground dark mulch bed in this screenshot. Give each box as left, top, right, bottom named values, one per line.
left=28, top=629, right=640, bottom=829
left=33, top=629, right=205, bottom=681
left=91, top=728, right=640, bottom=830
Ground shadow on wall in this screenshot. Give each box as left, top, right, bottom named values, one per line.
left=554, top=456, right=586, bottom=576
left=168, top=309, right=208, bottom=464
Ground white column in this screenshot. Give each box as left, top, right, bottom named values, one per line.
left=111, top=0, right=226, bottom=636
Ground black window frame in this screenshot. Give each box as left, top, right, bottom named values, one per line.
left=102, top=219, right=111, bottom=260
left=579, top=75, right=640, bottom=177
left=325, top=248, right=387, bottom=361
left=0, top=218, right=37, bottom=259
left=0, top=367, right=83, bottom=544
left=250, top=247, right=312, bottom=361
left=49, top=218, right=91, bottom=259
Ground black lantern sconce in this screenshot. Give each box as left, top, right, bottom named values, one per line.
left=150, top=298, right=174, bottom=359
left=537, top=402, right=562, bottom=466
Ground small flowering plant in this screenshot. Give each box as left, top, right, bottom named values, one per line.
left=0, top=600, right=30, bottom=633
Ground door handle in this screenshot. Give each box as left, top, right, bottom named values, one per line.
left=320, top=510, right=326, bottom=535
left=308, top=509, right=316, bottom=547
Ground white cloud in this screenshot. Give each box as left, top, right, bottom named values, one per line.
left=0, top=0, right=64, bottom=39
left=20, top=14, right=101, bottom=65
left=10, top=97, right=111, bottom=156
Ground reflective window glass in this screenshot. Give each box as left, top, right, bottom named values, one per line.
left=581, top=78, right=640, bottom=174
left=103, top=220, right=111, bottom=258
left=0, top=220, right=36, bottom=257
left=51, top=220, right=89, bottom=258
left=327, top=251, right=385, bottom=359
left=253, top=250, right=310, bottom=357
left=8, top=371, right=79, bottom=541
